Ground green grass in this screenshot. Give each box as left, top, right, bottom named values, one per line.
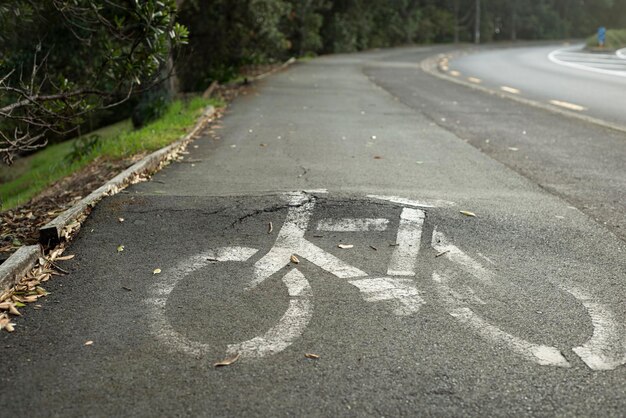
left=0, top=96, right=221, bottom=210
left=586, top=28, right=626, bottom=50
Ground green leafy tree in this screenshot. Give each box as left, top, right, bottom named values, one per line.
left=0, top=0, right=188, bottom=164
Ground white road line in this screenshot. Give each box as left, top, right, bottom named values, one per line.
left=145, top=247, right=259, bottom=358
left=618, top=48, right=626, bottom=59
left=349, top=278, right=424, bottom=316
left=431, top=229, right=493, bottom=283
left=387, top=208, right=425, bottom=276
left=227, top=268, right=313, bottom=358
left=565, top=285, right=626, bottom=370
left=549, top=100, right=586, bottom=112
left=500, top=86, right=521, bottom=94
left=433, top=272, right=571, bottom=368
left=207, top=246, right=260, bottom=262
left=252, top=198, right=366, bottom=288
left=316, top=218, right=389, bottom=232
left=468, top=77, right=482, bottom=84
left=548, top=46, right=626, bottom=77
left=367, top=194, right=455, bottom=208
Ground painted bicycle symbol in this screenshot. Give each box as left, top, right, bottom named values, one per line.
left=145, top=192, right=626, bottom=371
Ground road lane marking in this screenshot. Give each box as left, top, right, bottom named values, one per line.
left=145, top=248, right=259, bottom=357
left=566, top=285, right=626, bottom=370
left=500, top=86, right=521, bottom=94
left=227, top=268, right=313, bottom=358
left=387, top=208, right=424, bottom=276
left=618, top=48, right=626, bottom=59
left=548, top=46, right=626, bottom=77
left=468, top=77, right=482, bottom=84
left=349, top=278, right=424, bottom=316
left=252, top=196, right=366, bottom=289
left=431, top=229, right=493, bottom=284
left=367, top=194, right=455, bottom=208
left=549, top=100, right=586, bottom=112
left=316, top=218, right=389, bottom=232
left=433, top=272, right=571, bottom=368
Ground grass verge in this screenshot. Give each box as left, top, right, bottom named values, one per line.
left=0, top=96, right=221, bottom=210
left=585, top=28, right=626, bottom=50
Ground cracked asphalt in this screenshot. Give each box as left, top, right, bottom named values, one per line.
left=2, top=45, right=626, bottom=416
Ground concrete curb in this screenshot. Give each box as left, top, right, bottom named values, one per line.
left=40, top=105, right=216, bottom=246
left=0, top=245, right=41, bottom=292
left=0, top=105, right=216, bottom=293
left=419, top=51, right=626, bottom=136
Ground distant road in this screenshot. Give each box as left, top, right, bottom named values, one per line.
left=449, top=43, right=626, bottom=128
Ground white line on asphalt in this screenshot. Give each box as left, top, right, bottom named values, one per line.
left=548, top=46, right=626, bottom=77
left=618, top=48, right=626, bottom=59
left=431, top=229, right=493, bottom=283
left=433, top=272, right=571, bottom=368
left=316, top=218, right=389, bottom=232
left=349, top=277, right=424, bottom=316
left=145, top=248, right=259, bottom=357
left=387, top=208, right=424, bottom=276
left=252, top=197, right=366, bottom=288
left=367, top=194, right=456, bottom=208
left=500, top=86, right=521, bottom=94
left=227, top=268, right=313, bottom=358
left=565, top=285, right=626, bottom=370
left=468, top=77, right=482, bottom=84
left=549, top=100, right=586, bottom=112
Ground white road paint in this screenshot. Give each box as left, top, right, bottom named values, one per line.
left=548, top=46, right=626, bottom=77
left=549, top=100, right=586, bottom=112
left=565, top=285, right=626, bottom=370
left=252, top=196, right=366, bottom=289
left=349, top=278, right=424, bottom=316
left=500, top=86, right=521, bottom=94
left=431, top=229, right=493, bottom=284
left=316, top=218, right=389, bottom=232
left=227, top=268, right=313, bottom=358
left=145, top=247, right=259, bottom=357
left=205, top=246, right=259, bottom=262
left=387, top=208, right=425, bottom=276
left=433, top=272, right=571, bottom=368
left=367, top=194, right=455, bottom=208
left=618, top=48, right=626, bottom=60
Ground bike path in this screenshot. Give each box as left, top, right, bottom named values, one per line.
left=1, top=46, right=626, bottom=416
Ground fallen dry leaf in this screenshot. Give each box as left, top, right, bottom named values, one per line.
left=55, top=254, right=75, bottom=261
left=337, top=244, right=354, bottom=249
left=290, top=255, right=300, bottom=264
left=305, top=353, right=320, bottom=359
left=153, top=268, right=162, bottom=275
left=214, top=353, right=240, bottom=367
left=460, top=211, right=476, bottom=217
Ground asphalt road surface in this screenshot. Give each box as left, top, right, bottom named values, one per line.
left=2, top=45, right=626, bottom=416
left=448, top=43, right=626, bottom=128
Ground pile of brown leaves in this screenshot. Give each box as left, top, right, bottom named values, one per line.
left=1, top=158, right=130, bottom=255
left=0, top=247, right=72, bottom=331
